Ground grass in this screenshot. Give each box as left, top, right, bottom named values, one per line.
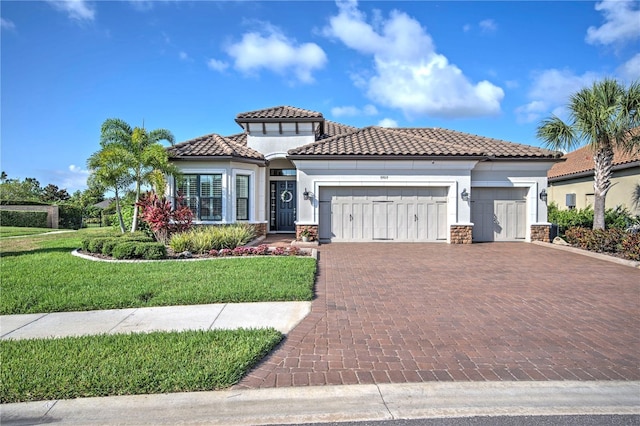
left=0, top=226, right=60, bottom=238
left=0, top=229, right=316, bottom=315
left=0, top=328, right=283, bottom=403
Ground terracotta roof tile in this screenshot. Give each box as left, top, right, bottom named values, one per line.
left=289, top=126, right=562, bottom=158
left=548, top=145, right=640, bottom=179
left=168, top=133, right=264, bottom=161
left=320, top=120, right=358, bottom=139
left=236, top=105, right=323, bottom=121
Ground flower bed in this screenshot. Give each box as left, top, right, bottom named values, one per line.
left=564, top=227, right=640, bottom=261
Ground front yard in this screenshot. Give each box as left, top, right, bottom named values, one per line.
left=0, top=228, right=315, bottom=403
left=0, top=228, right=316, bottom=315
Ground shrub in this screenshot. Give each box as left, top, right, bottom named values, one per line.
left=111, top=242, right=138, bottom=260
left=0, top=210, right=48, bottom=228
left=58, top=204, right=83, bottom=230
left=101, top=238, right=121, bottom=256
left=549, top=202, right=639, bottom=236
left=169, top=224, right=255, bottom=254
left=620, top=233, right=640, bottom=261
left=134, top=242, right=167, bottom=260
left=137, top=192, right=193, bottom=244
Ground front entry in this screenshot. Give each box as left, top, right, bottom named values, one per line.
left=271, top=181, right=296, bottom=232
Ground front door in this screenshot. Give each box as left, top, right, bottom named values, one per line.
left=275, top=181, right=296, bottom=232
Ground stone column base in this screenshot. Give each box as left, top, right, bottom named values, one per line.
left=450, top=225, right=473, bottom=244
left=296, top=224, right=319, bottom=242
left=252, top=222, right=267, bottom=237
left=531, top=224, right=551, bottom=243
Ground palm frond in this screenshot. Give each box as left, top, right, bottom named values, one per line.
left=536, top=115, right=576, bottom=151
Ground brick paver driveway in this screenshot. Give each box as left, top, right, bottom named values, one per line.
left=237, top=243, right=639, bottom=388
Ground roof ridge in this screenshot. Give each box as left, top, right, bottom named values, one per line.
left=386, top=127, right=474, bottom=155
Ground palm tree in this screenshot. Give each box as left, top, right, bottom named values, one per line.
left=537, top=78, right=639, bottom=229
left=87, top=145, right=133, bottom=233
left=99, top=118, right=178, bottom=232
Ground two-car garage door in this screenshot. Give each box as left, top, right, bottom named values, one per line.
left=319, top=187, right=447, bottom=242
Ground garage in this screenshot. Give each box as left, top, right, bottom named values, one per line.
left=471, top=188, right=527, bottom=242
left=319, top=187, right=447, bottom=242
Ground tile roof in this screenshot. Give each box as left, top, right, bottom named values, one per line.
left=167, top=133, right=264, bottom=162
left=320, top=120, right=358, bottom=139
left=289, top=126, right=562, bottom=158
left=236, top=105, right=324, bottom=121
left=548, top=145, right=640, bottom=180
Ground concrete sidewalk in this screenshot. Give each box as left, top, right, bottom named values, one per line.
left=2, top=381, right=638, bottom=425
left=0, top=301, right=312, bottom=340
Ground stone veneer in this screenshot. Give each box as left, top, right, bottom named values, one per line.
left=296, top=224, right=319, bottom=241
left=252, top=222, right=267, bottom=237
left=530, top=224, right=551, bottom=243
left=450, top=225, right=473, bottom=244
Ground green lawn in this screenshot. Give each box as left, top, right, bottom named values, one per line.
left=1, top=328, right=282, bottom=403
left=0, top=229, right=316, bottom=314
left=0, top=226, right=60, bottom=238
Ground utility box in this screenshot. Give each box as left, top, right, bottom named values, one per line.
left=566, top=193, right=576, bottom=209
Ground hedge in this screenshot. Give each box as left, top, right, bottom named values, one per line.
left=0, top=210, right=48, bottom=228
left=58, top=205, right=83, bottom=230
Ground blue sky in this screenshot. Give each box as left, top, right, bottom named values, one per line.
left=1, top=0, right=639, bottom=193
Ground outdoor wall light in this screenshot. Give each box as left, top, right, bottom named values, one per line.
left=460, top=188, right=469, bottom=201
left=539, top=188, right=548, bottom=202
left=303, top=188, right=310, bottom=200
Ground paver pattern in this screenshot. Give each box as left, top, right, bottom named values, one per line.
left=236, top=243, right=640, bottom=388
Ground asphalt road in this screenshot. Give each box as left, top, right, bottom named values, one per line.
left=271, top=414, right=640, bottom=426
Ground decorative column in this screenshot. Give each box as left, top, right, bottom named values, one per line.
left=450, top=225, right=473, bottom=244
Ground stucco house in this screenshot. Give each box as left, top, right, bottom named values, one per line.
left=167, top=106, right=562, bottom=244
left=547, top=146, right=640, bottom=214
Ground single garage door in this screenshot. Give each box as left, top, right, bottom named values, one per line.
left=471, top=188, right=527, bottom=242
left=319, top=187, right=447, bottom=242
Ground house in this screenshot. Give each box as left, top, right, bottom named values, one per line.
left=167, top=106, right=562, bottom=243
left=547, top=145, right=640, bottom=214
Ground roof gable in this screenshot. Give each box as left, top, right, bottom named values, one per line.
left=288, top=126, right=562, bottom=159
left=235, top=105, right=324, bottom=121
left=168, top=133, right=264, bottom=162
left=548, top=145, right=640, bottom=179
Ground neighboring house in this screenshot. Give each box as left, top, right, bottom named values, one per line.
left=167, top=106, right=562, bottom=243
left=547, top=146, right=640, bottom=214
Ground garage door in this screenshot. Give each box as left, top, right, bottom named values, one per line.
left=319, top=187, right=447, bottom=242
left=471, top=188, right=527, bottom=242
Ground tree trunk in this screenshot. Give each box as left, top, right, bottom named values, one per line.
left=114, top=188, right=126, bottom=234
left=131, top=178, right=141, bottom=233
left=592, top=146, right=614, bottom=230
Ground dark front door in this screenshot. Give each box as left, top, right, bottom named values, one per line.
left=275, top=181, right=296, bottom=231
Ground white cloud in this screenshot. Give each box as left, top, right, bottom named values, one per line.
left=331, top=104, right=378, bottom=117
left=46, top=0, right=96, bottom=21
left=225, top=26, right=327, bottom=84
left=462, top=24, right=471, bottom=33
left=1, top=18, right=16, bottom=31
left=479, top=19, right=497, bottom=33
left=179, top=51, right=191, bottom=61
left=323, top=1, right=504, bottom=119
left=55, top=164, right=90, bottom=192
left=515, top=69, right=599, bottom=123
left=617, top=53, right=640, bottom=82
left=207, top=58, right=229, bottom=72
left=586, top=0, right=640, bottom=46
left=378, top=118, right=398, bottom=128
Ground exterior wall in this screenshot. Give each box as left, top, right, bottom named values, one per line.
left=245, top=122, right=317, bottom=159
left=169, top=160, right=266, bottom=225
left=0, top=205, right=59, bottom=229
left=548, top=166, right=640, bottom=214
left=293, top=159, right=479, bottom=243
left=450, top=225, right=473, bottom=244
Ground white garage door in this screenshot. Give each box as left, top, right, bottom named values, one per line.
left=319, top=187, right=447, bottom=242
left=471, top=188, right=527, bottom=242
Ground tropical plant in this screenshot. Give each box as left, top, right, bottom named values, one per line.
left=87, top=145, right=133, bottom=233
left=137, top=191, right=193, bottom=244
left=537, top=78, right=640, bottom=229
left=99, top=118, right=178, bottom=233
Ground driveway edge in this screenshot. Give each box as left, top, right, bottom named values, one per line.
left=531, top=241, right=640, bottom=269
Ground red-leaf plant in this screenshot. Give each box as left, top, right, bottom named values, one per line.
left=137, top=191, right=194, bottom=244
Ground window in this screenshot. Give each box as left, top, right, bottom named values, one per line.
left=176, top=174, right=222, bottom=221
left=270, top=169, right=296, bottom=176
left=236, top=175, right=250, bottom=220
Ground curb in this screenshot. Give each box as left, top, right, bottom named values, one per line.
left=2, top=381, right=638, bottom=425
left=531, top=241, right=640, bottom=269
